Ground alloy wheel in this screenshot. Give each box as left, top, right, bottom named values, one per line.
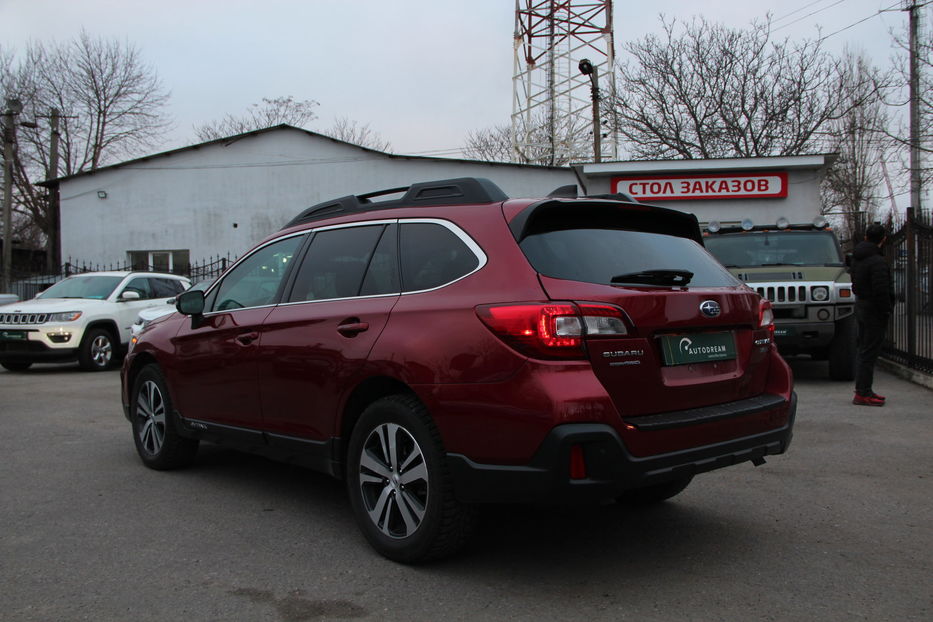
left=358, top=422, right=429, bottom=539
left=137, top=380, right=166, bottom=455
left=90, top=334, right=112, bottom=367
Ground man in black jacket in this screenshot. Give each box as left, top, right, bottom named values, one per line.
left=850, top=223, right=893, bottom=406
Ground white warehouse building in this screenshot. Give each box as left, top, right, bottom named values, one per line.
left=50, top=125, right=576, bottom=271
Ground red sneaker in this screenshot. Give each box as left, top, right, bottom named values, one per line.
left=870, top=392, right=886, bottom=401
left=853, top=393, right=885, bottom=407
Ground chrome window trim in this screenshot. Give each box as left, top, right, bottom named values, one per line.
left=203, top=217, right=487, bottom=313
left=277, top=292, right=399, bottom=308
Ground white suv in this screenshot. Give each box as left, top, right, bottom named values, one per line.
left=0, top=271, right=190, bottom=372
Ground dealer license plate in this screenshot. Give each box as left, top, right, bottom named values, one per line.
left=0, top=330, right=27, bottom=341
left=659, top=332, right=736, bottom=366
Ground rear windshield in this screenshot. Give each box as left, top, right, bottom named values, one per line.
left=520, top=228, right=739, bottom=288
left=704, top=230, right=843, bottom=267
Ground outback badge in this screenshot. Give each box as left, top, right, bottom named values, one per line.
left=700, top=300, right=721, bottom=318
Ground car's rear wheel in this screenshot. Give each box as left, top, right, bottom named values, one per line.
left=131, top=364, right=199, bottom=470
left=616, top=475, right=693, bottom=505
left=346, top=395, right=475, bottom=563
left=78, top=327, right=116, bottom=371
left=1, top=361, right=32, bottom=372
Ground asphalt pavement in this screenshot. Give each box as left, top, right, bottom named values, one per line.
left=1, top=358, right=931, bottom=621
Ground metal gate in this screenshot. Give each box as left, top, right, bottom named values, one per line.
left=884, top=208, right=933, bottom=374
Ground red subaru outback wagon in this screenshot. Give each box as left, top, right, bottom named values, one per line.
left=122, top=177, right=796, bottom=562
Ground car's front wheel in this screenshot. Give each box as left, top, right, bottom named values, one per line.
left=131, top=364, right=199, bottom=470
left=78, top=327, right=116, bottom=371
left=346, top=395, right=475, bottom=563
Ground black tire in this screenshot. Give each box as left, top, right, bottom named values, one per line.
left=1, top=361, right=32, bottom=372
left=131, top=364, right=199, bottom=470
left=78, top=327, right=117, bottom=371
left=346, top=395, right=475, bottom=563
left=616, top=475, right=693, bottom=506
left=828, top=316, right=856, bottom=381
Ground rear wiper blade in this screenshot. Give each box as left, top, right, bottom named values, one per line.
left=610, top=269, right=693, bottom=286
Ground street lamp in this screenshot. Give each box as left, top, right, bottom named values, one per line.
left=3, top=98, right=24, bottom=293
left=578, top=58, right=601, bottom=163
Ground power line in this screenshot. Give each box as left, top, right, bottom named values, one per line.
left=773, top=0, right=839, bottom=24
left=772, top=0, right=847, bottom=32
left=818, top=1, right=903, bottom=41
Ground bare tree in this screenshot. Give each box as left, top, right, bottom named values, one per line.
left=609, top=16, right=879, bottom=160
left=463, top=113, right=590, bottom=165
left=822, top=50, right=895, bottom=243
left=463, top=124, right=514, bottom=162
left=193, top=96, right=319, bottom=142
left=323, top=116, right=391, bottom=151
left=1, top=32, right=171, bottom=264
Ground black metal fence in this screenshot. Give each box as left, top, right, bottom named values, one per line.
left=6, top=254, right=236, bottom=301
left=884, top=208, right=933, bottom=374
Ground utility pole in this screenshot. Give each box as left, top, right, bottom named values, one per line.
left=578, top=59, right=602, bottom=163
left=906, top=1, right=922, bottom=221
left=48, top=109, right=61, bottom=270
left=2, top=98, right=23, bottom=293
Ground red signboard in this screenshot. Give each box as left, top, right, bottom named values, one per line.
left=612, top=172, right=788, bottom=201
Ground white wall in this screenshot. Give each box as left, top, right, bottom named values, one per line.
left=60, top=128, right=576, bottom=265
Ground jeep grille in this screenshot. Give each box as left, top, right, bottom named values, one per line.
left=1, top=312, right=50, bottom=325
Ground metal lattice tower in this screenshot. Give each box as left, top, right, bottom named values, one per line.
left=512, top=0, right=617, bottom=165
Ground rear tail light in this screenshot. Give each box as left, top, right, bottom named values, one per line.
left=475, top=302, right=628, bottom=360
left=758, top=299, right=775, bottom=335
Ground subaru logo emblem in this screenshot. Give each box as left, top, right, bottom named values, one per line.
left=700, top=300, right=721, bottom=318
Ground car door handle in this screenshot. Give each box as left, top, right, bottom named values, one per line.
left=235, top=331, right=260, bottom=345
left=337, top=321, right=369, bottom=337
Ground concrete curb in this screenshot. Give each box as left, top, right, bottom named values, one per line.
left=878, top=357, right=933, bottom=391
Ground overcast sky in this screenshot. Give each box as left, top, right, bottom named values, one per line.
left=0, top=0, right=916, bottom=157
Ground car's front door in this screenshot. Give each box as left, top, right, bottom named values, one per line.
left=169, top=234, right=305, bottom=430
left=258, top=223, right=400, bottom=441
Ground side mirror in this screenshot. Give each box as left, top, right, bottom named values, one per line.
left=176, top=290, right=205, bottom=316
left=120, top=290, right=141, bottom=301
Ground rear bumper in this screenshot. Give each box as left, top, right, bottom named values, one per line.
left=447, top=391, right=796, bottom=504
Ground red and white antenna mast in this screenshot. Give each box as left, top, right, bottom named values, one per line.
left=512, top=0, right=617, bottom=164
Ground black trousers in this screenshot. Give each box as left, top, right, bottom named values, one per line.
left=854, top=303, right=889, bottom=395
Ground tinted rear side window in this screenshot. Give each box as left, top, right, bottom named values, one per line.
left=151, top=278, right=185, bottom=297
left=520, top=228, right=739, bottom=287
left=400, top=223, right=479, bottom=292
left=289, top=225, right=385, bottom=302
